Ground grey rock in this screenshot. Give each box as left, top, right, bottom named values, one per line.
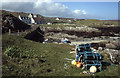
left=106, top=43, right=117, bottom=49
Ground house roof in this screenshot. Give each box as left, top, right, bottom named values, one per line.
left=33, top=17, right=44, bottom=21
left=20, top=16, right=30, bottom=20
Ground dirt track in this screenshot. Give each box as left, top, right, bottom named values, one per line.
left=71, top=40, right=108, bottom=45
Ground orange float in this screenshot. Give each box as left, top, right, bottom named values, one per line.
left=76, top=62, right=82, bottom=68
left=73, top=61, right=77, bottom=66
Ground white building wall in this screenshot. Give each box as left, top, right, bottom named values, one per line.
left=30, top=18, right=35, bottom=24
left=28, top=13, right=36, bottom=24
left=18, top=15, right=22, bottom=20
left=28, top=13, right=33, bottom=18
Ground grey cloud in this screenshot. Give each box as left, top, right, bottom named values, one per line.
left=2, top=1, right=83, bottom=18
left=2, top=1, right=105, bottom=19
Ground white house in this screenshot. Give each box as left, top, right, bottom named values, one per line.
left=28, top=13, right=36, bottom=24
left=47, top=22, right=52, bottom=25
left=56, top=18, right=60, bottom=20
left=18, top=15, right=31, bottom=24
left=18, top=13, right=45, bottom=24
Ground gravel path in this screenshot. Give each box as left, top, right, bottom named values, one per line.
left=71, top=40, right=108, bottom=45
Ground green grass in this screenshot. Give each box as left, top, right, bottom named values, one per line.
left=95, top=65, right=119, bottom=76
left=37, top=19, right=118, bottom=29
left=2, top=34, right=74, bottom=76
left=2, top=34, right=120, bottom=77
left=75, top=19, right=118, bottom=27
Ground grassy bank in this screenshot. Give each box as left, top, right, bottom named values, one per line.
left=2, top=34, right=120, bottom=76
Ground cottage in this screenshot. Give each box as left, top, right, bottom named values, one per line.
left=47, top=22, right=52, bottom=25
left=55, top=18, right=60, bottom=20
left=34, top=18, right=45, bottom=24
left=19, top=15, right=31, bottom=24
left=18, top=13, right=45, bottom=24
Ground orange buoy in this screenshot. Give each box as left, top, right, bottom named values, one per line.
left=76, top=62, right=82, bottom=68
left=73, top=61, right=77, bottom=66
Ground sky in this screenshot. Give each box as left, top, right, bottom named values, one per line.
left=1, top=0, right=119, bottom=20
left=59, top=2, right=118, bottom=20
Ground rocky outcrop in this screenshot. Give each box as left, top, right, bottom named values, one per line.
left=24, top=27, right=44, bottom=43
left=2, top=14, right=30, bottom=33
left=103, top=49, right=120, bottom=64
left=106, top=41, right=120, bottom=50
left=43, top=26, right=100, bottom=32
left=106, top=43, right=117, bottom=49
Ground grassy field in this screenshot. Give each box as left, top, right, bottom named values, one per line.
left=37, top=19, right=118, bottom=29
left=2, top=33, right=120, bottom=77
left=75, top=19, right=118, bottom=27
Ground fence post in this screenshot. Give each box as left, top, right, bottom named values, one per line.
left=25, top=30, right=27, bottom=34
left=8, top=29, right=11, bottom=35
left=18, top=30, right=19, bottom=36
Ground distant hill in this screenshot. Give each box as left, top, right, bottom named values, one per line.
left=1, top=10, right=63, bottom=24
left=1, top=10, right=86, bottom=24
left=1, top=10, right=44, bottom=18
left=1, top=10, right=118, bottom=27
left=102, top=20, right=120, bottom=22
left=1, top=10, right=31, bottom=33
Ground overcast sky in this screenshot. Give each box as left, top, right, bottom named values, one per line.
left=1, top=0, right=119, bottom=20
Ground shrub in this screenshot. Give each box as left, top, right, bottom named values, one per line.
left=5, top=46, right=23, bottom=58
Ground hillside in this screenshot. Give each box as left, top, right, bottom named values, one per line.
left=1, top=10, right=44, bottom=18
left=2, top=33, right=120, bottom=76
left=1, top=10, right=120, bottom=77
left=2, top=13, right=30, bottom=33
left=1, top=10, right=118, bottom=26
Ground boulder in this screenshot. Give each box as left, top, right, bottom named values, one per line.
left=104, top=49, right=120, bottom=64
left=106, top=43, right=117, bottom=49
left=24, top=27, right=44, bottom=42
